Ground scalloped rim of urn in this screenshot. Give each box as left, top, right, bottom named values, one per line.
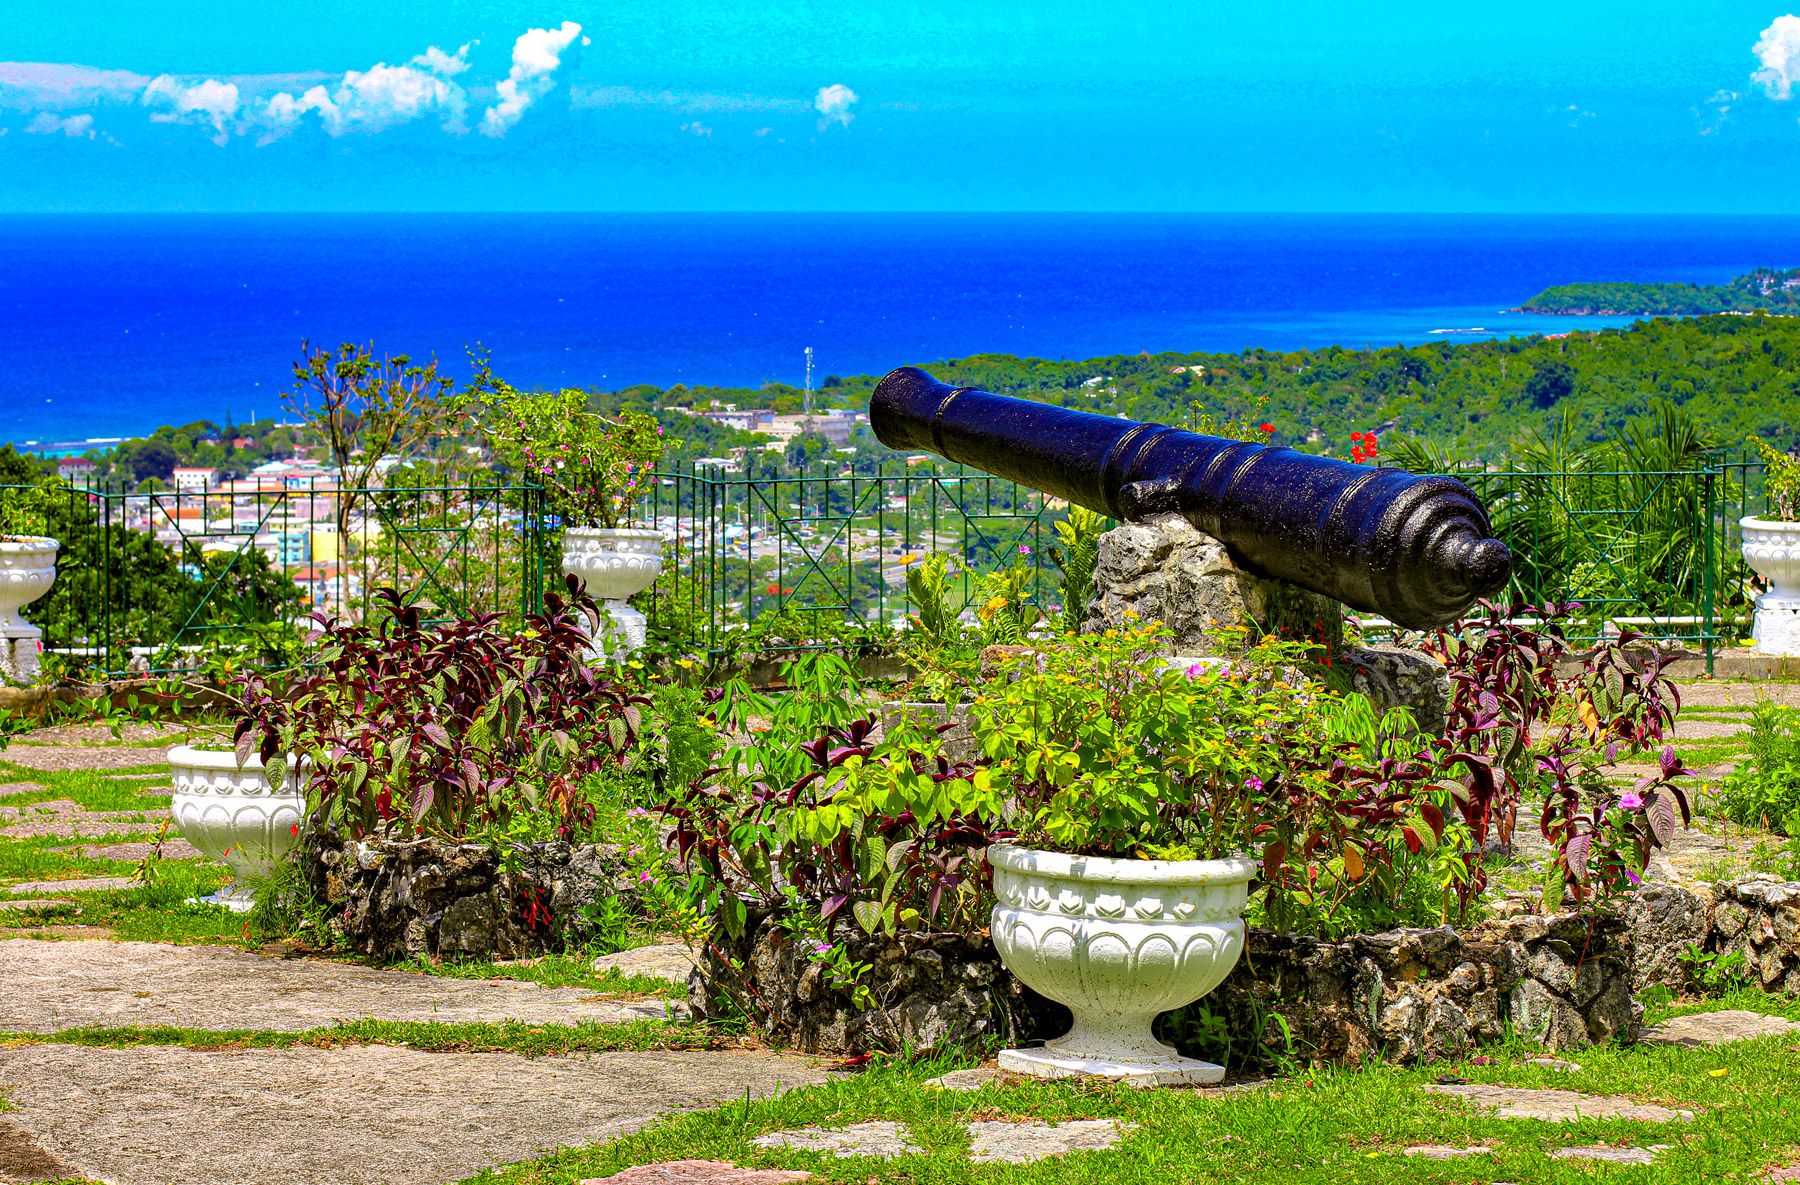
left=167, top=743, right=265, bottom=771
left=0, top=536, right=59, bottom=555
left=1741, top=515, right=1800, bottom=532
left=987, top=842, right=1258, bottom=887
left=563, top=526, right=665, bottom=543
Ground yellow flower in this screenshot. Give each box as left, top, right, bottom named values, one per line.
left=1708, top=1068, right=1729, bottom=1078
left=978, top=595, right=1007, bottom=621
left=897, top=552, right=919, bottom=566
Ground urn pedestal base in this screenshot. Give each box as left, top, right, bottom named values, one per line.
left=1753, top=594, right=1800, bottom=657
left=194, top=882, right=258, bottom=913
left=0, top=627, right=42, bottom=685
left=1000, top=1028, right=1225, bottom=1086
left=597, top=600, right=649, bottom=657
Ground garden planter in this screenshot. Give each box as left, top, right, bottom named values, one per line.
left=0, top=536, right=58, bottom=685
left=1742, top=516, right=1800, bottom=655
left=988, top=842, right=1257, bottom=1085
left=561, top=526, right=664, bottom=658
left=166, top=745, right=307, bottom=912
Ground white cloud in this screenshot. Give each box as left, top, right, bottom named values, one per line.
left=814, top=83, right=858, bottom=130
left=411, top=43, right=475, bottom=77
left=482, top=21, right=585, bottom=136
left=0, top=62, right=150, bottom=110
left=680, top=120, right=713, bottom=137
left=142, top=76, right=239, bottom=145
left=24, top=111, right=94, bottom=138
left=1754, top=14, right=1800, bottom=99
left=570, top=85, right=807, bottom=114
left=263, top=51, right=469, bottom=139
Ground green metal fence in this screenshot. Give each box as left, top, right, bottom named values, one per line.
left=4, top=479, right=547, bottom=677
left=639, top=465, right=1072, bottom=655
left=1, top=452, right=1773, bottom=677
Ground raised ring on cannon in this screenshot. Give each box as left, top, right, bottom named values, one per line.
left=869, top=366, right=1511, bottom=630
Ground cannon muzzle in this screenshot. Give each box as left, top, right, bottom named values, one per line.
left=870, top=366, right=1510, bottom=629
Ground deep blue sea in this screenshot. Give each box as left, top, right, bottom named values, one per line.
left=4, top=213, right=1800, bottom=447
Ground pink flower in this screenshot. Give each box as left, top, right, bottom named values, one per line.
left=1618, top=791, right=1644, bottom=810
left=1018, top=543, right=1032, bottom=555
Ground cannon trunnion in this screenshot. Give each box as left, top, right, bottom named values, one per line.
left=869, top=366, right=1510, bottom=630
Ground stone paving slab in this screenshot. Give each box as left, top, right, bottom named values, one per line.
left=753, top=1122, right=919, bottom=1159
left=583, top=1163, right=815, bottom=1184
left=1680, top=683, right=1800, bottom=708
left=1424, top=1084, right=1695, bottom=1123
left=594, top=942, right=697, bottom=985
left=0, top=898, right=74, bottom=912
left=1551, top=1144, right=1668, bottom=1164
left=0, top=939, right=687, bottom=1032
left=966, top=1119, right=1134, bottom=1164
left=5, top=876, right=137, bottom=894
left=1641, top=1010, right=1800, bottom=1047
left=0, top=1043, right=824, bottom=1185
left=0, top=744, right=172, bottom=771
left=77, top=837, right=201, bottom=861
left=1403, top=1144, right=1494, bottom=1159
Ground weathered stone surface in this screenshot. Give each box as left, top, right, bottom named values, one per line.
left=1424, top=1084, right=1694, bottom=1123
left=1204, top=911, right=1638, bottom=1067
left=1404, top=1144, right=1494, bottom=1159
left=1640, top=1010, right=1800, bottom=1048
left=1550, top=1145, right=1668, bottom=1164
left=596, top=942, right=697, bottom=984
left=1707, top=876, right=1800, bottom=994
left=1527, top=1057, right=1583, bottom=1072
left=306, top=834, right=641, bottom=961
left=5, top=876, right=136, bottom=894
left=76, top=837, right=200, bottom=861
left=0, top=938, right=679, bottom=1032
left=582, top=1162, right=813, bottom=1184
left=1338, top=644, right=1451, bottom=734
left=691, top=919, right=1067, bottom=1057
left=924, top=1067, right=1011, bottom=1091
left=0, top=898, right=72, bottom=912
left=1084, top=516, right=1342, bottom=657
left=966, top=1119, right=1134, bottom=1164
left=1625, top=883, right=1710, bottom=990
left=0, top=1043, right=823, bottom=1185
left=0, top=744, right=170, bottom=771
left=752, top=1122, right=919, bottom=1159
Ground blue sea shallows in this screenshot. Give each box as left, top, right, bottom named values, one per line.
left=2, top=212, right=1798, bottom=444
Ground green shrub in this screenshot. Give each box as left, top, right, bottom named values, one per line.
left=1719, top=701, right=1800, bottom=835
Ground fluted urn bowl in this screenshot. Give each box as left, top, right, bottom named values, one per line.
left=0, top=537, right=58, bottom=632
left=167, top=745, right=307, bottom=912
left=560, top=527, right=665, bottom=657
left=988, top=842, right=1257, bottom=1085
left=1743, top=516, right=1800, bottom=655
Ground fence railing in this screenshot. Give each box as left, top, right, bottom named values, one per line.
left=0, top=450, right=1773, bottom=678
left=4, top=479, right=546, bottom=677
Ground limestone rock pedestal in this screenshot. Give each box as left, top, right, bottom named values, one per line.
left=1084, top=516, right=1449, bottom=729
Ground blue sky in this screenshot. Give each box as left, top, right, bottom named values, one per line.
left=3, top=2, right=1800, bottom=211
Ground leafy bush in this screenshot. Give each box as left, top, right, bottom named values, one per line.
left=1719, top=701, right=1800, bottom=835
left=459, top=358, right=665, bottom=529
left=1048, top=505, right=1107, bottom=632
left=0, top=479, right=56, bottom=540
left=235, top=579, right=647, bottom=842
left=1750, top=437, right=1800, bottom=521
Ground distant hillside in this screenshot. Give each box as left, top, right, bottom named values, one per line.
left=1520, top=267, right=1800, bottom=315
left=596, top=314, right=1800, bottom=463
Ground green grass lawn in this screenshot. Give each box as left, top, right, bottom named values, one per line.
left=461, top=989, right=1800, bottom=1184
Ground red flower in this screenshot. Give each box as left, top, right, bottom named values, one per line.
left=1258, top=423, right=1275, bottom=434
left=1350, top=431, right=1365, bottom=442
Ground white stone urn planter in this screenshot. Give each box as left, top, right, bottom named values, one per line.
left=561, top=526, right=665, bottom=658
left=0, top=537, right=58, bottom=685
left=167, top=745, right=307, bottom=912
left=988, top=842, right=1257, bottom=1085
left=1742, top=516, right=1800, bottom=655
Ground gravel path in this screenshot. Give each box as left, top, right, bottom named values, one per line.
left=0, top=744, right=171, bottom=772
left=0, top=939, right=684, bottom=1032
left=0, top=1043, right=823, bottom=1185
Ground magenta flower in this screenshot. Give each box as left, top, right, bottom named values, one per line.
left=1618, top=791, right=1644, bottom=810
left=1018, top=543, right=1032, bottom=555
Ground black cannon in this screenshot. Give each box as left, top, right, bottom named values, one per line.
left=869, top=367, right=1510, bottom=629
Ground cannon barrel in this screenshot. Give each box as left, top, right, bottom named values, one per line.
left=870, top=366, right=1510, bottom=629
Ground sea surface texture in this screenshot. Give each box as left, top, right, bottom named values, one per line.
left=3, top=212, right=1798, bottom=444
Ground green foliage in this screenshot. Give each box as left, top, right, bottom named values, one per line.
left=1750, top=436, right=1800, bottom=521
left=1048, top=506, right=1107, bottom=633
left=1718, top=701, right=1800, bottom=836
left=1677, top=943, right=1753, bottom=995
left=459, top=358, right=666, bottom=529
left=1522, top=267, right=1800, bottom=315
left=0, top=478, right=57, bottom=539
